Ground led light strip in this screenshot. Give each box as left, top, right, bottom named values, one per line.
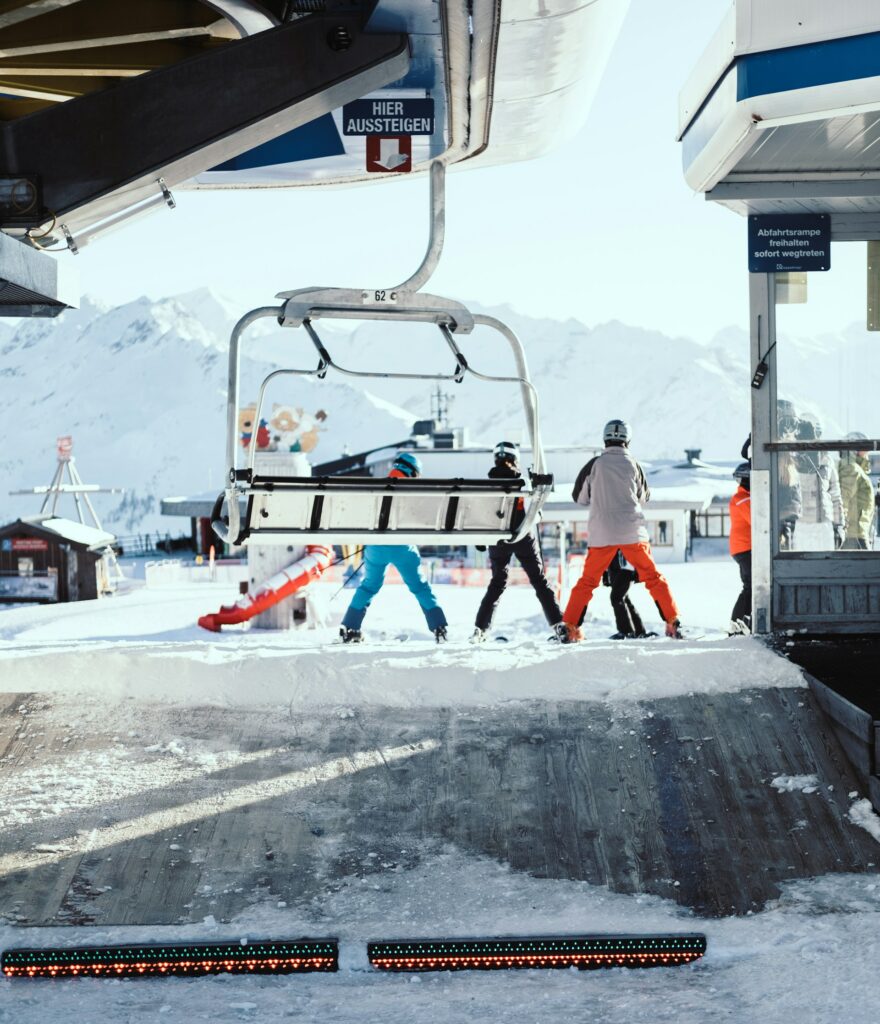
left=2, top=939, right=338, bottom=979
left=367, top=934, right=707, bottom=972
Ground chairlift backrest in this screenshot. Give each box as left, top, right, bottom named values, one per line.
left=213, top=289, right=552, bottom=547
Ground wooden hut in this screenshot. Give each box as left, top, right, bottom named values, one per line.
left=0, top=517, right=116, bottom=603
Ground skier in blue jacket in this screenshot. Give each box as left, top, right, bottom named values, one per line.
left=339, top=451, right=449, bottom=643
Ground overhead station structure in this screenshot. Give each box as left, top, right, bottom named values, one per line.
left=0, top=0, right=631, bottom=290
left=679, top=0, right=880, bottom=813
left=678, top=0, right=880, bottom=639
left=0, top=0, right=632, bottom=625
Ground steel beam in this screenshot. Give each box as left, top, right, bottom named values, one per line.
left=0, top=13, right=408, bottom=243
left=0, top=230, right=77, bottom=315
left=0, top=1, right=83, bottom=32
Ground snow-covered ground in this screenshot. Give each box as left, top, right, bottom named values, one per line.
left=0, top=562, right=803, bottom=706
left=2, top=865, right=879, bottom=1024
left=1, top=561, right=878, bottom=1023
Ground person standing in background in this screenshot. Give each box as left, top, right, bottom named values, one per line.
left=776, top=400, right=802, bottom=550
left=728, top=462, right=752, bottom=635
left=839, top=433, right=874, bottom=550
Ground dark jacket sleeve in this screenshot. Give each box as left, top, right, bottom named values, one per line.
left=572, top=456, right=599, bottom=504
left=635, top=462, right=650, bottom=504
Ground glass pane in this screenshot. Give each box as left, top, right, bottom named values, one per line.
left=775, top=242, right=880, bottom=552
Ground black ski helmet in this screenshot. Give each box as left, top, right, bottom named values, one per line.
left=493, top=440, right=520, bottom=464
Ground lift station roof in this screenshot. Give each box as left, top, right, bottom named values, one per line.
left=0, top=0, right=630, bottom=250
left=678, top=0, right=880, bottom=217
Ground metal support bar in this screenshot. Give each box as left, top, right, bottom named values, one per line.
left=391, top=161, right=446, bottom=293
left=765, top=439, right=880, bottom=452
left=220, top=305, right=281, bottom=543
left=3, top=14, right=408, bottom=241
left=749, top=272, right=776, bottom=634
left=277, top=287, right=475, bottom=332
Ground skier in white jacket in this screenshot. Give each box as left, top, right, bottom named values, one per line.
left=561, top=420, right=682, bottom=641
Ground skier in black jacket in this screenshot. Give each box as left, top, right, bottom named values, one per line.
left=603, top=552, right=651, bottom=639
left=471, top=441, right=568, bottom=643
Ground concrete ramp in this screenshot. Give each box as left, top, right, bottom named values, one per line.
left=0, top=685, right=876, bottom=926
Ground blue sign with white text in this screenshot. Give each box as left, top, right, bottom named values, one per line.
left=748, top=214, right=830, bottom=273
left=342, top=99, right=435, bottom=136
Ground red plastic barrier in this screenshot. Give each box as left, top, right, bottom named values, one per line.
left=198, top=545, right=333, bottom=632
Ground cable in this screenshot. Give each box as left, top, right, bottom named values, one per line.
left=24, top=210, right=59, bottom=248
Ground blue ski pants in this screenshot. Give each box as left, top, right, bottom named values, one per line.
left=341, top=545, right=447, bottom=631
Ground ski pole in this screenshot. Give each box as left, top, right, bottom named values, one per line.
left=325, top=547, right=365, bottom=602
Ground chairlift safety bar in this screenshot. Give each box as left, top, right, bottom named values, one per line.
left=214, top=292, right=551, bottom=547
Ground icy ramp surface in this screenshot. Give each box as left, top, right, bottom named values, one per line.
left=0, top=686, right=875, bottom=925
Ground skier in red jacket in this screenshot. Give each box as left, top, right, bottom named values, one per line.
left=728, top=462, right=752, bottom=635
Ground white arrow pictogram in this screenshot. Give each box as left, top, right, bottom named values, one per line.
left=375, top=138, right=410, bottom=170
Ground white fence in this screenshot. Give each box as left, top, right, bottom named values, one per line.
left=144, top=559, right=248, bottom=588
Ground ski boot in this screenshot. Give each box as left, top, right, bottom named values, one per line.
left=553, top=622, right=580, bottom=644
left=434, top=626, right=448, bottom=644
left=469, top=627, right=487, bottom=644
left=340, top=626, right=363, bottom=644
left=665, top=619, right=684, bottom=639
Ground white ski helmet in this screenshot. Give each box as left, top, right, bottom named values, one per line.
left=603, top=419, right=632, bottom=444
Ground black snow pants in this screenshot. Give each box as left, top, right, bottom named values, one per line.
left=606, top=558, right=645, bottom=636
left=475, top=534, right=562, bottom=631
left=731, top=550, right=752, bottom=624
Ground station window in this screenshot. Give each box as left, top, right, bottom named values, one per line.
left=649, top=520, right=672, bottom=546
left=775, top=242, right=879, bottom=553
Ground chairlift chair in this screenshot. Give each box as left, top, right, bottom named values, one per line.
left=211, top=164, right=553, bottom=548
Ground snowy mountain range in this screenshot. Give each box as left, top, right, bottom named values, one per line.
left=0, top=288, right=870, bottom=534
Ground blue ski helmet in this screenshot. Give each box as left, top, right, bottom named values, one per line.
left=392, top=451, right=423, bottom=478
left=733, top=462, right=751, bottom=482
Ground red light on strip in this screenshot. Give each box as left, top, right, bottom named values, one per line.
left=368, top=934, right=706, bottom=972
left=2, top=940, right=338, bottom=979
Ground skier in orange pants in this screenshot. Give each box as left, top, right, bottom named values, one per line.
left=562, top=420, right=681, bottom=640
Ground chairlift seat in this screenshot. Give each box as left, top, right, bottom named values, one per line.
left=214, top=285, right=553, bottom=549
left=223, top=474, right=536, bottom=546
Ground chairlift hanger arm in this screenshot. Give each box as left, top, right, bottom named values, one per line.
left=301, top=319, right=467, bottom=384
left=217, top=160, right=551, bottom=547
left=276, top=288, right=475, bottom=332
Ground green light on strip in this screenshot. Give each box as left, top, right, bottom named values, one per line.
left=2, top=938, right=338, bottom=978
left=367, top=934, right=707, bottom=971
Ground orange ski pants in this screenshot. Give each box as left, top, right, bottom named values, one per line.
left=563, top=542, right=679, bottom=627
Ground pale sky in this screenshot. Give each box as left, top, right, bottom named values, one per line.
left=71, top=0, right=747, bottom=342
